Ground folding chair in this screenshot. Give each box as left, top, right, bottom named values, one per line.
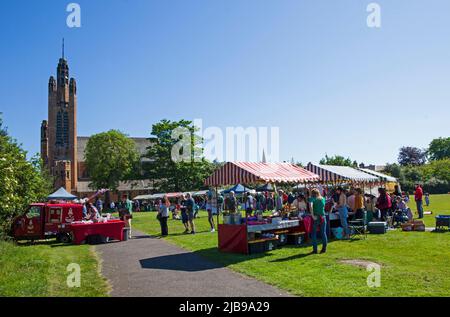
left=349, top=210, right=368, bottom=240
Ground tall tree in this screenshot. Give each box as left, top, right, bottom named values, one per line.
left=398, top=146, right=427, bottom=166
left=427, top=137, right=450, bottom=161
left=319, top=154, right=355, bottom=167
left=0, top=118, right=52, bottom=237
left=84, top=130, right=140, bottom=193
left=143, top=119, right=215, bottom=193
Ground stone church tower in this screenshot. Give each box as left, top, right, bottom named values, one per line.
left=41, top=48, right=78, bottom=193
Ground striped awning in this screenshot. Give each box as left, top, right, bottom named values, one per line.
left=204, top=162, right=319, bottom=186
left=306, top=163, right=379, bottom=183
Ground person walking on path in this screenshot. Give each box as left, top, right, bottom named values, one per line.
left=158, top=195, right=170, bottom=237
left=415, top=184, right=424, bottom=219
left=309, top=188, right=327, bottom=254
left=186, top=193, right=196, bottom=234
left=336, top=187, right=350, bottom=239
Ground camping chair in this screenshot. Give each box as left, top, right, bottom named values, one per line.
left=349, top=210, right=368, bottom=240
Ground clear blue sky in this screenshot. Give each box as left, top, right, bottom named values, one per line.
left=1, top=0, right=449, bottom=165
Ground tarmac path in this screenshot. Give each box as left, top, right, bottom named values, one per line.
left=95, top=231, right=291, bottom=297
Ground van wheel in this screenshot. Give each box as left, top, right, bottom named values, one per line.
left=57, top=233, right=72, bottom=244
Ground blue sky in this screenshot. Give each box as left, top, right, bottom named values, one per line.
left=1, top=0, right=449, bottom=165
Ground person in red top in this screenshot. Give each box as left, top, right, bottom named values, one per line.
left=414, top=184, right=424, bottom=219
left=376, top=188, right=392, bottom=221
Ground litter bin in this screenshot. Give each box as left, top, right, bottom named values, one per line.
left=123, top=228, right=130, bottom=241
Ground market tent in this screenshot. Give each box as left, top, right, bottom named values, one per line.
left=222, top=184, right=255, bottom=194
left=47, top=187, right=77, bottom=200
left=204, top=162, right=319, bottom=186
left=255, top=183, right=275, bottom=192
left=358, top=168, right=397, bottom=183
left=306, top=163, right=379, bottom=183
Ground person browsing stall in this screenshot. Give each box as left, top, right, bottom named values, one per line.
left=308, top=188, right=327, bottom=254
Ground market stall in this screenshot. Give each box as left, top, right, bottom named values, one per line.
left=205, top=162, right=320, bottom=254
left=305, top=163, right=385, bottom=234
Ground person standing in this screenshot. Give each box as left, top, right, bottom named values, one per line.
left=123, top=195, right=133, bottom=239
left=267, top=192, right=275, bottom=212
left=376, top=188, right=392, bottom=221
left=226, top=191, right=238, bottom=213
left=425, top=193, right=430, bottom=207
left=354, top=188, right=365, bottom=219
left=179, top=195, right=190, bottom=233
left=415, top=184, right=424, bottom=219
left=206, top=190, right=216, bottom=233
left=308, top=188, right=327, bottom=254
left=186, top=193, right=196, bottom=234
left=244, top=192, right=254, bottom=217
left=336, top=187, right=350, bottom=239
left=276, top=190, right=284, bottom=213
left=158, top=195, right=170, bottom=237
left=95, top=198, right=103, bottom=214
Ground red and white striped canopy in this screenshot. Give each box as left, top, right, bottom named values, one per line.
left=204, top=162, right=319, bottom=186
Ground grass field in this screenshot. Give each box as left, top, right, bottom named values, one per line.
left=132, top=194, right=450, bottom=297
left=0, top=241, right=109, bottom=297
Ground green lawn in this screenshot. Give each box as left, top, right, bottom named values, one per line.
left=132, top=194, right=450, bottom=297
left=0, top=240, right=109, bottom=297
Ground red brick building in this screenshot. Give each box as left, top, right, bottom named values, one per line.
left=41, top=53, right=153, bottom=200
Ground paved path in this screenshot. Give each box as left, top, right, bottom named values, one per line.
left=95, top=231, right=290, bottom=297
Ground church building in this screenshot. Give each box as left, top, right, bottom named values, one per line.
left=41, top=50, right=153, bottom=199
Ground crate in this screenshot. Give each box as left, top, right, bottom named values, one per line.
left=248, top=239, right=266, bottom=254
left=436, top=215, right=450, bottom=228
left=414, top=224, right=425, bottom=232
left=265, top=238, right=278, bottom=251
left=287, top=232, right=305, bottom=245
left=368, top=222, right=387, bottom=234
left=401, top=223, right=413, bottom=231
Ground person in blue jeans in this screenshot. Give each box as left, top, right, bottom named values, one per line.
left=336, top=187, right=350, bottom=239
left=308, top=188, right=327, bottom=254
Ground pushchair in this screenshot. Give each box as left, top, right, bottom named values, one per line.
left=392, top=209, right=410, bottom=228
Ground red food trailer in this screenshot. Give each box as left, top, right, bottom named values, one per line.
left=12, top=203, right=125, bottom=244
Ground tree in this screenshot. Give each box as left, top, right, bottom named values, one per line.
left=428, top=137, right=450, bottom=161
left=319, top=154, right=356, bottom=167
left=84, top=130, right=140, bottom=193
left=398, top=146, right=426, bottom=166
left=143, top=119, right=215, bottom=193
left=0, top=118, right=52, bottom=238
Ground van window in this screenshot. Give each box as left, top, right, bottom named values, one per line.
left=48, top=208, right=63, bottom=223
left=26, top=206, right=41, bottom=219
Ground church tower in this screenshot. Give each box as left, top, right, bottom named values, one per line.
left=42, top=41, right=78, bottom=193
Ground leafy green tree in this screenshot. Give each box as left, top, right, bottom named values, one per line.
left=84, top=130, right=140, bottom=192
left=319, top=154, right=355, bottom=167
left=398, top=146, right=426, bottom=166
left=427, top=137, right=450, bottom=161
left=143, top=119, right=215, bottom=193
left=0, top=117, right=52, bottom=238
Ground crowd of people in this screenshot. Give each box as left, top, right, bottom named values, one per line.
left=83, top=183, right=429, bottom=247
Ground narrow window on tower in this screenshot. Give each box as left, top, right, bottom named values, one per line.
left=63, top=112, right=69, bottom=145
left=56, top=111, right=63, bottom=146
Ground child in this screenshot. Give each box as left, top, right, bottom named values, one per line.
left=425, top=193, right=430, bottom=207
